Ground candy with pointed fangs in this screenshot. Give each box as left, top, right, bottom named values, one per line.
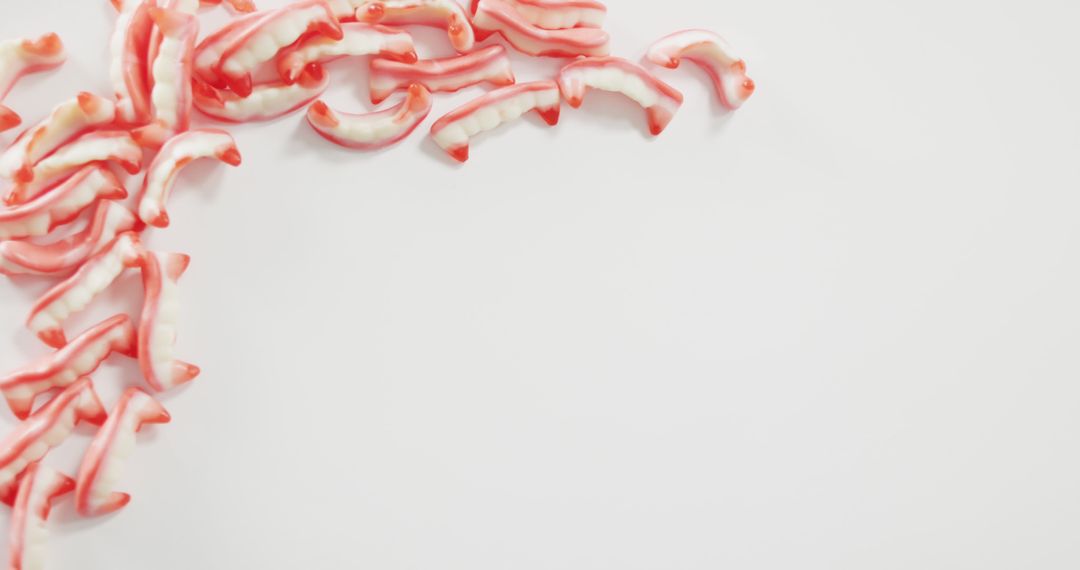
left=0, top=315, right=135, bottom=420
left=75, top=387, right=170, bottom=517
left=0, top=379, right=107, bottom=494
left=7, top=463, right=75, bottom=570
left=0, top=166, right=126, bottom=241
left=0, top=92, right=116, bottom=183
left=276, top=23, right=417, bottom=85
left=307, top=84, right=432, bottom=150
left=215, top=0, right=343, bottom=97
left=354, top=0, right=475, bottom=53
left=137, top=129, right=241, bottom=228
left=110, top=0, right=154, bottom=125
left=471, top=0, right=608, bottom=58
left=0, top=33, right=66, bottom=131
left=193, top=11, right=267, bottom=89
left=5, top=131, right=142, bottom=205
left=470, top=0, right=605, bottom=30
left=557, top=57, right=684, bottom=135
left=645, top=29, right=755, bottom=111
left=368, top=45, right=514, bottom=105
left=193, top=64, right=330, bottom=123
left=134, top=8, right=198, bottom=149
left=430, top=80, right=560, bottom=163
left=200, top=0, right=258, bottom=12
left=0, top=201, right=141, bottom=277
left=27, top=233, right=144, bottom=349
left=139, top=251, right=199, bottom=392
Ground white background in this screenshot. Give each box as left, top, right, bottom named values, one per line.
left=1, top=0, right=1079, bottom=568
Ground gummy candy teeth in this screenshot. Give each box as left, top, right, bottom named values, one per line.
left=0, top=315, right=135, bottom=420
left=368, top=45, right=514, bottom=105
left=133, top=8, right=199, bottom=149
left=194, top=11, right=267, bottom=89
left=0, top=202, right=141, bottom=277
left=557, top=56, right=684, bottom=135
left=5, top=131, right=142, bottom=205
left=139, top=251, right=199, bottom=392
left=75, top=387, right=170, bottom=517
left=307, top=84, right=432, bottom=150
left=0, top=165, right=126, bottom=241
left=354, top=0, right=475, bottom=53
left=200, top=0, right=258, bottom=12
left=472, top=0, right=608, bottom=58
left=471, top=0, right=606, bottom=30
left=110, top=1, right=154, bottom=125
left=0, top=92, right=116, bottom=183
left=0, top=379, right=107, bottom=494
left=430, top=80, right=560, bottom=163
left=7, top=463, right=74, bottom=570
left=137, top=129, right=241, bottom=228
left=193, top=64, right=330, bottom=123
left=645, top=29, right=755, bottom=111
left=215, top=0, right=343, bottom=97
left=27, top=233, right=144, bottom=349
left=277, top=23, right=417, bottom=85
left=0, top=33, right=66, bottom=101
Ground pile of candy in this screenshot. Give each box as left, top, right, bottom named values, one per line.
left=0, top=0, right=753, bottom=567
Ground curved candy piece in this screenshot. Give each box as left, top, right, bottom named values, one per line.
left=276, top=23, right=417, bottom=85
left=0, top=379, right=107, bottom=494
left=193, top=64, right=330, bottom=123
left=139, top=251, right=198, bottom=392
left=193, top=11, right=267, bottom=89
left=430, top=80, right=560, bottom=163
left=8, top=463, right=75, bottom=570
left=0, top=33, right=65, bottom=100
left=0, top=166, right=125, bottom=241
left=471, top=0, right=605, bottom=30
left=75, top=387, right=169, bottom=517
left=216, top=0, right=342, bottom=97
left=200, top=0, right=258, bottom=12
left=307, top=84, right=432, bottom=150
left=5, top=131, right=141, bottom=205
left=354, top=0, right=474, bottom=53
left=27, top=233, right=144, bottom=349
left=138, top=129, right=241, bottom=228
left=0, top=316, right=135, bottom=420
left=557, top=56, right=683, bottom=135
left=0, top=93, right=116, bottom=183
left=134, top=8, right=198, bottom=149
left=645, top=29, right=755, bottom=111
left=472, top=0, right=608, bottom=57
left=110, top=1, right=154, bottom=125
left=0, top=202, right=141, bottom=277
left=0, top=105, right=20, bottom=133
left=369, top=45, right=513, bottom=105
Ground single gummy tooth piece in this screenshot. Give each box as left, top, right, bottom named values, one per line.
left=139, top=251, right=199, bottom=392
left=557, top=56, right=684, bottom=136
left=110, top=1, right=154, bottom=124
left=0, top=33, right=66, bottom=100
left=75, top=387, right=169, bottom=517
left=6, top=463, right=75, bottom=570
left=215, top=0, right=342, bottom=97
left=276, top=23, right=417, bottom=85
left=194, top=10, right=268, bottom=88
left=193, top=64, right=330, bottom=123
left=644, top=29, right=756, bottom=111
left=429, top=80, right=561, bottom=163
left=368, top=45, right=514, bottom=105
left=354, top=0, right=475, bottom=53
left=27, top=233, right=144, bottom=348
left=471, top=0, right=608, bottom=58
left=0, top=92, right=116, bottom=183
left=0, top=379, right=107, bottom=495
left=307, top=83, right=432, bottom=150
left=0, top=316, right=135, bottom=420
left=0, top=166, right=126, bottom=241
left=134, top=8, right=199, bottom=149
left=5, top=131, right=142, bottom=205
left=470, top=0, right=606, bottom=30
left=137, top=129, right=241, bottom=228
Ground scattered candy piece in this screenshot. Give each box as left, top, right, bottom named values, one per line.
left=354, top=0, right=475, bottom=53
left=430, top=80, right=560, bottom=163
left=307, top=84, right=432, bottom=150
left=558, top=56, right=684, bottom=135
left=139, top=251, right=199, bottom=392
left=109, top=0, right=154, bottom=125
left=0, top=33, right=66, bottom=132
left=75, top=387, right=170, bottom=517
left=369, top=45, right=514, bottom=105
left=193, top=64, right=330, bottom=123
left=137, top=129, right=242, bottom=228
left=0, top=92, right=116, bottom=183
left=134, top=7, right=199, bottom=149
left=471, top=0, right=606, bottom=30
left=472, top=0, right=609, bottom=57
left=4, top=131, right=142, bottom=205
left=0, top=165, right=126, bottom=241
left=7, top=463, right=75, bottom=570
left=0, top=202, right=141, bottom=277
left=276, top=23, right=417, bottom=84
left=194, top=11, right=267, bottom=89
left=645, top=29, right=755, bottom=111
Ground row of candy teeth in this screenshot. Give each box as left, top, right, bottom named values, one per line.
left=276, top=22, right=417, bottom=85
left=368, top=44, right=513, bottom=104
left=307, top=84, right=432, bottom=150
left=469, top=0, right=606, bottom=30
left=0, top=165, right=125, bottom=242
left=644, top=29, right=756, bottom=111
left=193, top=64, right=330, bottom=122
left=355, top=0, right=475, bottom=53
left=557, top=56, right=685, bottom=136
left=137, top=129, right=242, bottom=228
left=138, top=250, right=200, bottom=392
left=134, top=7, right=200, bottom=149
left=0, top=33, right=67, bottom=133
left=4, top=131, right=142, bottom=206
left=7, top=462, right=74, bottom=570
left=472, top=0, right=609, bottom=58
left=0, top=92, right=116, bottom=183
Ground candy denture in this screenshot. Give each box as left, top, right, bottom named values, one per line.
left=0, top=201, right=141, bottom=277
left=0, top=166, right=125, bottom=240
left=355, top=0, right=474, bottom=53
left=276, top=23, right=417, bottom=84
left=134, top=8, right=199, bottom=149
left=368, top=45, right=514, bottom=105
left=307, top=84, right=432, bottom=150
left=139, top=251, right=199, bottom=392
left=472, top=0, right=608, bottom=57
left=7, top=463, right=75, bottom=570
left=557, top=56, right=684, bottom=135
left=193, top=64, right=330, bottom=123
left=645, top=29, right=755, bottom=111
left=138, top=129, right=241, bottom=228
left=0, top=92, right=116, bottom=183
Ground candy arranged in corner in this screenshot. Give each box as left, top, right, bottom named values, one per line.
left=0, top=0, right=755, bottom=563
